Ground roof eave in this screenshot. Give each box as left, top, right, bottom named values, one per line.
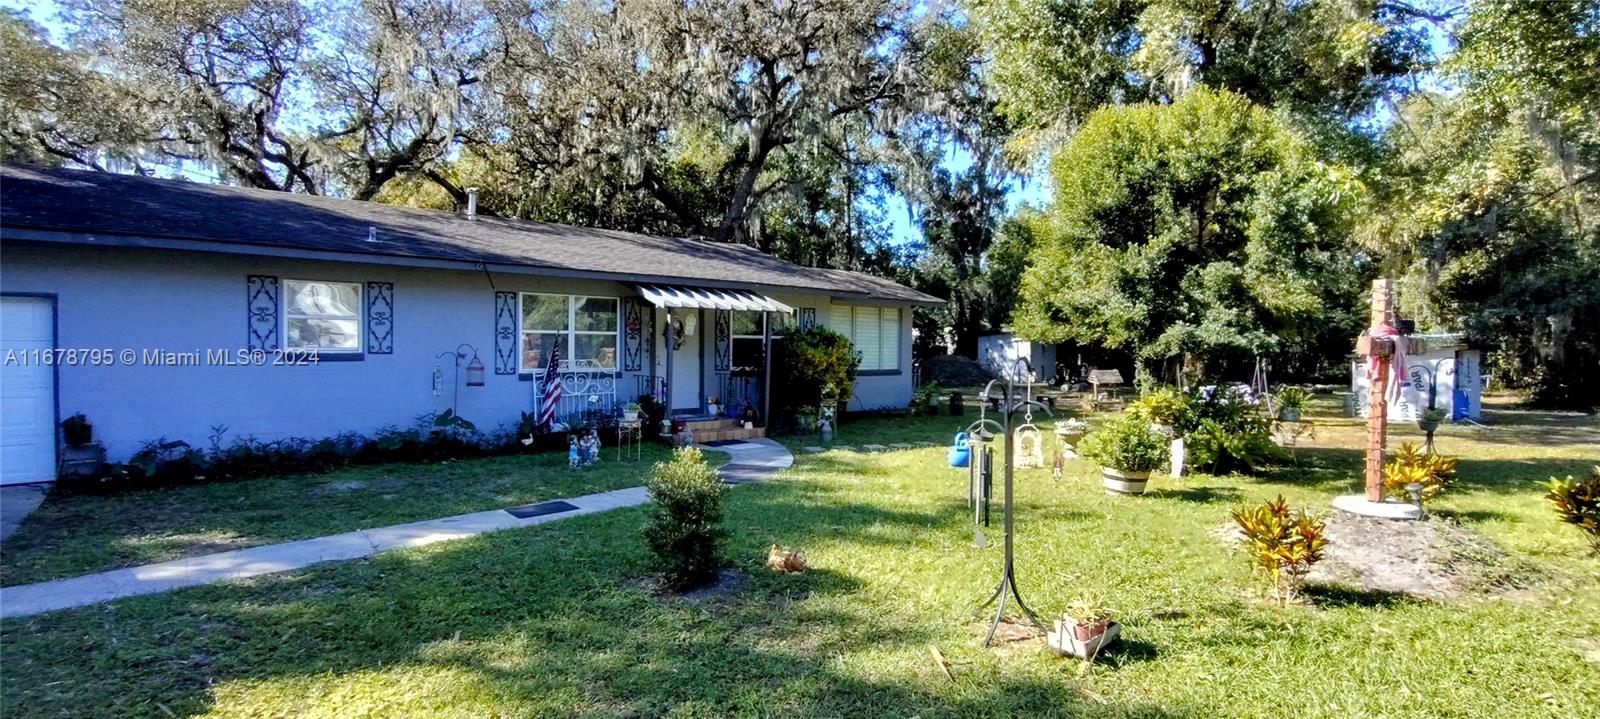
left=0, top=226, right=913, bottom=303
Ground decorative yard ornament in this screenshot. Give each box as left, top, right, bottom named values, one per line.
left=1053, top=419, right=1087, bottom=480
left=435, top=343, right=483, bottom=416
left=947, top=432, right=972, bottom=468
left=1336, top=279, right=1421, bottom=520
left=1015, top=422, right=1043, bottom=469
left=970, top=360, right=1054, bottom=646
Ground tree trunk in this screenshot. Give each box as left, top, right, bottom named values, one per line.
left=713, top=134, right=774, bottom=243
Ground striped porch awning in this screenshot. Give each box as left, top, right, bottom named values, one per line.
left=634, top=284, right=794, bottom=314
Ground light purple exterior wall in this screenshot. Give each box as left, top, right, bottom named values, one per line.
left=0, top=242, right=915, bottom=460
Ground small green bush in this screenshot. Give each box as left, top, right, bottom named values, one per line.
left=771, top=325, right=859, bottom=432
left=1079, top=416, right=1169, bottom=473
left=1546, top=467, right=1600, bottom=553
left=644, top=448, right=728, bottom=590
left=1127, top=386, right=1193, bottom=428
left=1273, top=386, right=1311, bottom=412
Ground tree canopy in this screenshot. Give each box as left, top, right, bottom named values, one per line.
left=1013, top=88, right=1366, bottom=380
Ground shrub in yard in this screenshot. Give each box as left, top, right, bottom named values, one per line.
left=1126, top=386, right=1194, bottom=430
left=1184, top=386, right=1285, bottom=475
left=1232, top=495, right=1327, bottom=604
left=771, top=325, right=859, bottom=433
left=643, top=447, right=728, bottom=590
left=1545, top=467, right=1600, bottom=553
left=1383, top=442, right=1457, bottom=502
left=1079, top=415, right=1169, bottom=473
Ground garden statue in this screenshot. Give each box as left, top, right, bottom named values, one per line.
left=569, top=428, right=600, bottom=469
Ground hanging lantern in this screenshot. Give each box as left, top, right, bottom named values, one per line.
left=1015, top=424, right=1043, bottom=469
left=465, top=352, right=486, bottom=387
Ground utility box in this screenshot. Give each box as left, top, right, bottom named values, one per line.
left=1351, top=333, right=1483, bottom=422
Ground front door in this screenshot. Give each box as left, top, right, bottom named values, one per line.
left=659, top=308, right=702, bottom=413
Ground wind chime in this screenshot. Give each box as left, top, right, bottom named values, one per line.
left=963, top=406, right=1001, bottom=547
left=969, top=360, right=1052, bottom=646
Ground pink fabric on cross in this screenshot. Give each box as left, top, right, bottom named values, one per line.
left=1365, top=322, right=1407, bottom=403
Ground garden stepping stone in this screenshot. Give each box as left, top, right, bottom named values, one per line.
left=803, top=446, right=826, bottom=453
left=889, top=443, right=913, bottom=450
left=862, top=444, right=888, bottom=452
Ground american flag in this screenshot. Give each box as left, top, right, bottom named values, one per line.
left=538, top=340, right=563, bottom=430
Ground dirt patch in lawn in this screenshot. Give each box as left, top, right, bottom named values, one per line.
left=1311, top=512, right=1529, bottom=600
left=1219, top=511, right=1530, bottom=601
left=628, top=569, right=748, bottom=604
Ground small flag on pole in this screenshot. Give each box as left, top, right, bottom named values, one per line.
left=538, top=340, right=563, bottom=430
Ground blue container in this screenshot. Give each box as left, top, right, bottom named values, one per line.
left=947, top=432, right=971, bottom=468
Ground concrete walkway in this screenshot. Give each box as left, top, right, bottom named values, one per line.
left=0, top=439, right=793, bottom=619
left=0, top=484, right=50, bottom=543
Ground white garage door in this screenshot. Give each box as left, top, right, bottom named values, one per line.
left=1, top=296, right=56, bottom=485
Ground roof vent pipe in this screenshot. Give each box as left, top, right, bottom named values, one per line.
left=465, top=188, right=478, bottom=220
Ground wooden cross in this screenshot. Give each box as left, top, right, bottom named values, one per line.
left=1354, top=279, right=1395, bottom=501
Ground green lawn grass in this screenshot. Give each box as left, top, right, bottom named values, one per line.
left=1, top=443, right=710, bottom=586
left=2, top=398, right=1597, bottom=718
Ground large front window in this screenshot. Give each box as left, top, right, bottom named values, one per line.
left=283, top=279, right=362, bottom=352
left=829, top=304, right=900, bottom=371
left=520, top=293, right=619, bottom=372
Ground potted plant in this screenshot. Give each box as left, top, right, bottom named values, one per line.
left=61, top=413, right=94, bottom=446
left=706, top=395, right=721, bottom=418
left=1275, top=387, right=1310, bottom=422
left=621, top=402, right=641, bottom=422
left=1127, top=387, right=1189, bottom=435
left=1417, top=406, right=1445, bottom=434
left=1079, top=415, right=1168, bottom=494
left=1047, top=595, right=1120, bottom=659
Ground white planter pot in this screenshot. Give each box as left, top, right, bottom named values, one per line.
left=622, top=410, right=638, bottom=422
left=1047, top=620, right=1121, bottom=659
left=1101, top=467, right=1150, bottom=495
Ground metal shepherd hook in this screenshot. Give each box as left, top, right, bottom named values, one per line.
left=976, top=357, right=1053, bottom=646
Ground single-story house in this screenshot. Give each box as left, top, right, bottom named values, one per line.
left=0, top=165, right=940, bottom=485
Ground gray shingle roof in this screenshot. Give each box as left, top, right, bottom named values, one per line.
left=0, top=164, right=940, bottom=305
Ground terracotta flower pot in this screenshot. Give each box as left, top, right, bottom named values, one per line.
left=1072, top=619, right=1110, bottom=641
left=1048, top=620, right=1121, bottom=659
left=1100, top=467, right=1150, bottom=495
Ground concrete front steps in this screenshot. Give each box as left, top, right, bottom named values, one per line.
left=685, top=417, right=766, bottom=443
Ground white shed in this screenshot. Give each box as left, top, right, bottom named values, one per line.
left=977, top=332, right=1056, bottom=384
left=1350, top=333, right=1483, bottom=422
